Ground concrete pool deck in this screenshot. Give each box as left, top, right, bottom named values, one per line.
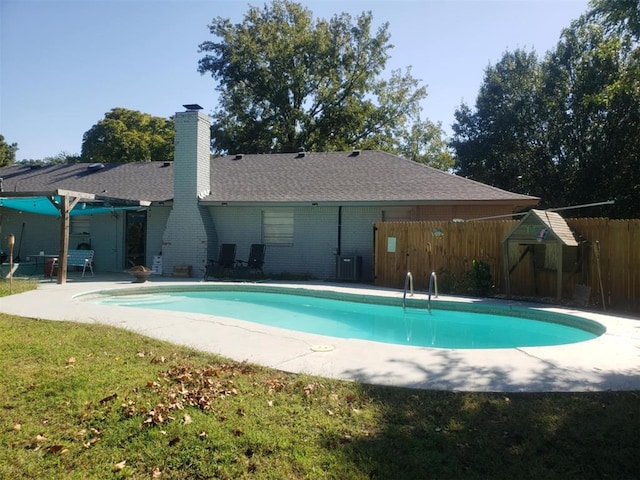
left=1, top=275, right=639, bottom=392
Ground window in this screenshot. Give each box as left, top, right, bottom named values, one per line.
left=70, top=216, right=90, bottom=235
left=262, top=209, right=293, bottom=245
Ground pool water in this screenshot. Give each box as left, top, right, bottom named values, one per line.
left=92, top=289, right=603, bottom=349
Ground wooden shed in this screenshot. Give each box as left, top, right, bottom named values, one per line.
left=502, top=209, right=587, bottom=301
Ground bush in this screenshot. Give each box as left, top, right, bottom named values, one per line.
left=469, top=259, right=494, bottom=296
left=438, top=259, right=494, bottom=297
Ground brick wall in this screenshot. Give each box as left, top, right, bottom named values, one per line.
left=162, top=109, right=215, bottom=277
left=208, top=205, right=382, bottom=281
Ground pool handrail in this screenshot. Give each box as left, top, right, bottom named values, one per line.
left=402, top=271, right=414, bottom=310
left=427, top=271, right=438, bottom=311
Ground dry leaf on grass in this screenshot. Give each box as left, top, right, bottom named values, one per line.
left=99, top=393, right=118, bottom=404
left=83, top=437, right=99, bottom=449
left=113, top=460, right=127, bottom=471
left=46, top=445, right=66, bottom=454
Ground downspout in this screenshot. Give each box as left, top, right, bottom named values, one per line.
left=337, top=206, right=342, bottom=256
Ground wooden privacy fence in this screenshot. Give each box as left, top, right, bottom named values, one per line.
left=373, top=218, right=640, bottom=314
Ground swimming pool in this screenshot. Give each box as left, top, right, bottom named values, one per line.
left=88, top=285, right=605, bottom=349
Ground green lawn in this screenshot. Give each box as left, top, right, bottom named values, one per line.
left=0, top=281, right=638, bottom=479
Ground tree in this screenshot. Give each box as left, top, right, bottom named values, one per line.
left=81, top=108, right=174, bottom=163
left=18, top=152, right=81, bottom=165
left=450, top=49, right=557, bottom=199
left=590, top=0, right=640, bottom=40
left=397, top=120, right=454, bottom=170
left=450, top=8, right=640, bottom=218
left=542, top=16, right=640, bottom=217
left=0, top=134, right=18, bottom=167
left=198, top=0, right=428, bottom=155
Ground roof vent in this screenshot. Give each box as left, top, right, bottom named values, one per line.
left=296, top=147, right=306, bottom=158
left=350, top=149, right=361, bottom=157
left=162, top=161, right=172, bottom=167
left=234, top=153, right=244, bottom=160
left=87, top=163, right=105, bottom=172
left=29, top=164, right=43, bottom=169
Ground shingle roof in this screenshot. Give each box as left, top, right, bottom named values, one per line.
left=530, top=209, right=580, bottom=246
left=203, top=151, right=538, bottom=204
left=501, top=209, right=580, bottom=246
left=0, top=162, right=174, bottom=202
left=0, top=151, right=538, bottom=206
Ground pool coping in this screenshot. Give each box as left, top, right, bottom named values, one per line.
left=2, top=277, right=639, bottom=392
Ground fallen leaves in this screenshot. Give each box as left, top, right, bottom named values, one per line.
left=151, top=355, right=167, bottom=364
left=143, top=404, right=168, bottom=426
left=83, top=437, right=99, bottom=449
left=303, top=382, right=324, bottom=397
left=99, top=393, right=118, bottom=404
left=79, top=427, right=102, bottom=449
left=24, top=434, right=68, bottom=455
left=136, top=363, right=245, bottom=427
left=46, top=444, right=68, bottom=455
left=24, top=434, right=47, bottom=451
left=265, top=376, right=287, bottom=394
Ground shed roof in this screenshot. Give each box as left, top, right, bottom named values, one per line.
left=502, top=209, right=580, bottom=246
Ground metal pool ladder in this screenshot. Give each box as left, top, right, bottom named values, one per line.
left=427, top=271, right=439, bottom=311
left=402, top=272, right=414, bottom=310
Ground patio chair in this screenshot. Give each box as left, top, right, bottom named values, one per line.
left=204, top=243, right=237, bottom=280
left=236, top=244, right=266, bottom=273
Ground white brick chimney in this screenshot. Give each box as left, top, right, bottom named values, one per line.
left=161, top=106, right=215, bottom=277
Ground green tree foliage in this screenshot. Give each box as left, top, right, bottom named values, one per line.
left=542, top=17, right=639, bottom=217
left=0, top=134, right=18, bottom=167
left=198, top=0, right=441, bottom=160
left=81, top=108, right=174, bottom=163
left=590, top=0, right=640, bottom=40
left=450, top=50, right=555, bottom=197
left=19, top=152, right=81, bottom=165
left=451, top=6, right=639, bottom=218
left=398, top=120, right=454, bottom=170
left=47, top=151, right=81, bottom=164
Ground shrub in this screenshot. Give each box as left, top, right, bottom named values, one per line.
left=438, top=259, right=494, bottom=297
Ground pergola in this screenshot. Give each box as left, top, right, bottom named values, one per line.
left=1, top=189, right=150, bottom=284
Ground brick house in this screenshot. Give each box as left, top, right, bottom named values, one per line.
left=0, top=106, right=538, bottom=281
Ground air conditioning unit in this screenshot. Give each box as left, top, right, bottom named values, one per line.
left=336, top=255, right=362, bottom=282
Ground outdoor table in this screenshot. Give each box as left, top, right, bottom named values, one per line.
left=30, top=254, right=59, bottom=276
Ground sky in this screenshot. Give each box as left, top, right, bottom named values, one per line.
left=1, top=0, right=590, bottom=161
